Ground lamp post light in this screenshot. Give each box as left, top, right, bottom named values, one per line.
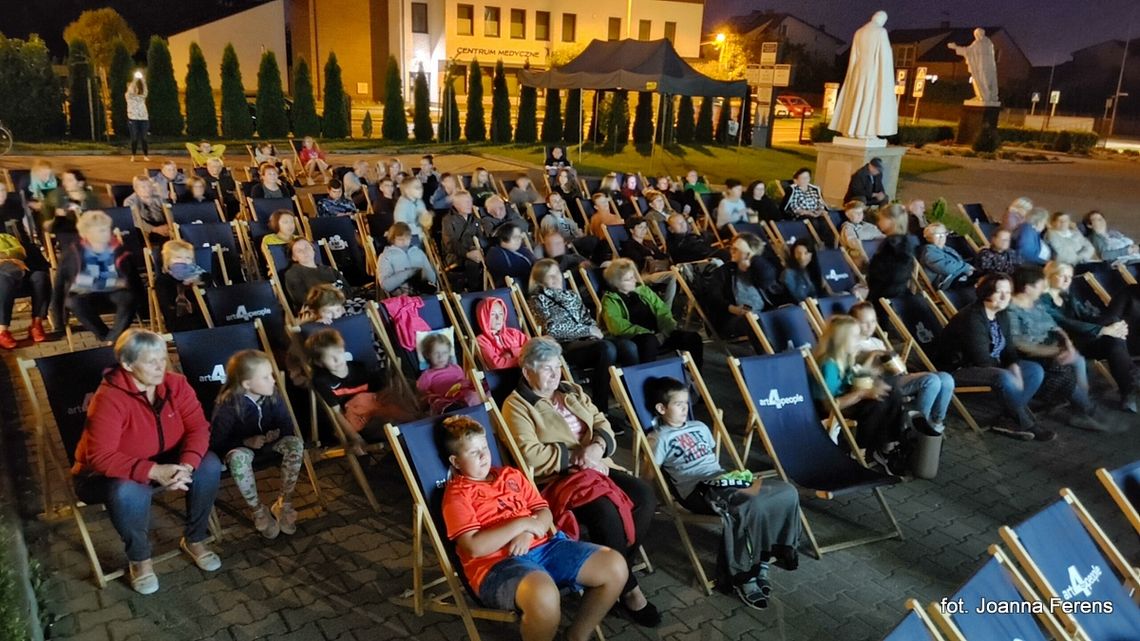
left=700, top=33, right=728, bottom=74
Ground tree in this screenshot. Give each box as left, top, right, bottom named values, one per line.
left=380, top=56, right=407, bottom=141
left=107, top=40, right=133, bottom=137
left=632, top=91, right=654, bottom=145
left=541, top=89, right=561, bottom=144
left=562, top=89, right=581, bottom=143
left=255, top=50, right=289, bottom=138
left=490, top=60, right=512, bottom=143
left=514, top=62, right=537, bottom=143
left=145, top=36, right=183, bottom=135
left=587, top=91, right=604, bottom=142
left=412, top=64, right=432, bottom=142
left=184, top=42, right=217, bottom=138
left=219, top=43, right=253, bottom=138
left=361, top=111, right=373, bottom=138
left=465, top=60, right=486, bottom=142
left=0, top=35, right=64, bottom=140
left=607, top=90, right=630, bottom=151
left=656, top=94, right=674, bottom=145
left=675, top=95, right=695, bottom=143
left=68, top=40, right=104, bottom=139
left=322, top=52, right=350, bottom=138
left=715, top=97, right=730, bottom=143
left=694, top=96, right=713, bottom=143
left=63, top=8, right=138, bottom=74
left=291, top=57, right=320, bottom=137
left=440, top=71, right=461, bottom=142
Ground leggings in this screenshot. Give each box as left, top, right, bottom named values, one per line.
left=569, top=469, right=657, bottom=595
left=223, top=435, right=304, bottom=508
left=128, top=119, right=149, bottom=156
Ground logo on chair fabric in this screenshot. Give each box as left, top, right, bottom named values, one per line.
left=824, top=269, right=849, bottom=282
left=200, top=364, right=226, bottom=383
left=1061, top=564, right=1102, bottom=600
left=914, top=322, right=934, bottom=344
left=225, top=305, right=272, bottom=322
left=327, top=234, right=349, bottom=251
left=67, top=392, right=96, bottom=415
left=756, top=389, right=805, bottom=410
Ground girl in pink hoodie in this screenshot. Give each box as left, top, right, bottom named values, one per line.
left=416, top=332, right=481, bottom=414
left=475, top=297, right=528, bottom=370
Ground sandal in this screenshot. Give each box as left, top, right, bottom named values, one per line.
left=734, top=577, right=768, bottom=610
left=180, top=538, right=222, bottom=572
left=128, top=561, right=159, bottom=595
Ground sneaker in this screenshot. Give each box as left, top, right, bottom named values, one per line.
left=1029, top=426, right=1057, bottom=442
left=0, top=330, right=16, bottom=350
left=29, top=318, right=46, bottom=343
left=251, top=505, right=279, bottom=539
left=271, top=496, right=298, bottom=535
left=990, top=423, right=1036, bottom=441
left=614, top=599, right=662, bottom=627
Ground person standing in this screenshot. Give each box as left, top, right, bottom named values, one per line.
left=125, top=75, right=150, bottom=162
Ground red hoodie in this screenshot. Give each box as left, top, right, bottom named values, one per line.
left=71, top=367, right=211, bottom=483
left=475, top=297, right=528, bottom=370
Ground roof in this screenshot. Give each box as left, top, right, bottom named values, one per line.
left=518, top=39, right=748, bottom=97
left=889, top=26, right=1007, bottom=63
left=720, top=10, right=844, bottom=44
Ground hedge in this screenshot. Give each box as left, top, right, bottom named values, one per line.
left=809, top=122, right=1097, bottom=154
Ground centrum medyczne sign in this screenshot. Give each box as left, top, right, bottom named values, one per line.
left=454, top=47, right=545, bottom=60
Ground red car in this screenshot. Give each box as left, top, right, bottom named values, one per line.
left=775, top=95, right=814, bottom=118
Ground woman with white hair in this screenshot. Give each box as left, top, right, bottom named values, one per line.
left=1001, top=196, right=1033, bottom=231
left=1044, top=212, right=1096, bottom=266
left=918, top=223, right=976, bottom=291
left=51, top=210, right=139, bottom=343
left=503, top=337, right=662, bottom=628
left=71, top=329, right=222, bottom=594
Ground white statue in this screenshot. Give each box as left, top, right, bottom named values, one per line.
left=829, top=10, right=898, bottom=146
left=948, top=28, right=1000, bottom=106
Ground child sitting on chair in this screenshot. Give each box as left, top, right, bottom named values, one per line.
left=297, top=284, right=347, bottom=326
left=440, top=415, right=627, bottom=641
left=210, top=350, right=304, bottom=539
left=475, top=297, right=528, bottom=370
left=646, top=377, right=800, bottom=610
left=154, top=239, right=212, bottom=332
left=416, top=332, right=481, bottom=414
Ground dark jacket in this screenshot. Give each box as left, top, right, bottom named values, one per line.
left=666, top=231, right=718, bottom=264
left=282, top=263, right=345, bottom=310
left=441, top=210, right=487, bottom=266
left=1012, top=224, right=1049, bottom=266
left=936, top=302, right=1018, bottom=370
left=620, top=238, right=670, bottom=272
left=486, top=245, right=536, bottom=287
left=1039, top=292, right=1104, bottom=345
left=867, top=235, right=918, bottom=302
left=250, top=181, right=295, bottom=199
left=209, top=392, right=295, bottom=454
left=781, top=266, right=821, bottom=303
left=154, top=271, right=212, bottom=333
left=50, top=239, right=141, bottom=328
left=844, top=165, right=887, bottom=205
left=706, top=256, right=782, bottom=324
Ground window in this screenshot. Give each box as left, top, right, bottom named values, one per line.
left=562, top=13, right=577, bottom=42
left=664, top=21, right=676, bottom=43
left=638, top=20, right=651, bottom=41
left=608, top=17, right=622, bottom=41
left=411, top=3, right=428, bottom=34
left=536, top=11, right=551, bottom=41
left=510, top=9, right=526, bottom=39
left=457, top=4, right=474, bottom=36
left=894, top=44, right=916, bottom=69
left=484, top=6, right=501, bottom=37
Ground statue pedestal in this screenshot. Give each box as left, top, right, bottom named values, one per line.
left=814, top=142, right=907, bottom=205
left=956, top=103, right=1001, bottom=145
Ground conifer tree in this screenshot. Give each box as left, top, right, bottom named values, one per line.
left=184, top=42, right=217, bottom=137
left=562, top=89, right=582, bottom=143
left=464, top=59, right=486, bottom=141
left=254, top=50, right=289, bottom=138
left=107, top=40, right=133, bottom=137
left=144, top=36, right=183, bottom=135
left=322, top=52, right=350, bottom=138
left=219, top=44, right=253, bottom=138
left=541, top=89, right=561, bottom=144
left=675, top=95, right=695, bottom=143
left=291, top=57, right=321, bottom=137
left=694, top=96, right=714, bottom=143
left=413, top=64, right=432, bottom=142
left=514, top=61, right=537, bottom=143
left=632, top=91, right=654, bottom=144
left=490, top=59, right=512, bottom=142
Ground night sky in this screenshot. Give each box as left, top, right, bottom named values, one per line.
left=705, top=0, right=1139, bottom=66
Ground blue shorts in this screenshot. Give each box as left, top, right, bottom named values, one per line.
left=478, top=532, right=601, bottom=611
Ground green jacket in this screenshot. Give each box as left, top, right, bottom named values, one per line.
left=0, top=233, right=26, bottom=262
left=600, top=284, right=676, bottom=337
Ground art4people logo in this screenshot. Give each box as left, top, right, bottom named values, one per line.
left=67, top=392, right=96, bottom=415
left=756, top=388, right=805, bottom=410
left=225, top=305, right=272, bottom=323
left=914, top=321, right=934, bottom=344
left=326, top=234, right=349, bottom=251
left=1061, top=564, right=1102, bottom=600
left=824, top=269, right=850, bottom=283
left=200, top=364, right=227, bottom=384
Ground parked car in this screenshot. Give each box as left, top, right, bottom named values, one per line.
left=774, top=95, right=814, bottom=118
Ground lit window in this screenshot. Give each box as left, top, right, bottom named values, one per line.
left=562, top=13, right=577, bottom=42
left=457, top=5, right=474, bottom=36
left=511, top=9, right=526, bottom=39
left=536, top=11, right=551, bottom=41
left=485, top=7, right=501, bottom=38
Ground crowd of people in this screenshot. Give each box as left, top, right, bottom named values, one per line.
left=3, top=148, right=1138, bottom=641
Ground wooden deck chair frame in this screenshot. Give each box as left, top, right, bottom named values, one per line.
left=817, top=247, right=866, bottom=295
left=165, top=200, right=224, bottom=228
left=382, top=406, right=607, bottom=641
left=670, top=262, right=721, bottom=339
left=879, top=294, right=986, bottom=433
left=744, top=305, right=817, bottom=355
left=609, top=352, right=744, bottom=594
left=447, top=288, right=530, bottom=369
left=1096, top=462, right=1140, bottom=538
left=302, top=212, right=379, bottom=277
left=900, top=598, right=949, bottom=641
left=999, top=488, right=1140, bottom=641
left=803, top=295, right=861, bottom=337
left=728, top=350, right=903, bottom=558
left=245, top=195, right=303, bottom=224
left=926, top=545, right=1072, bottom=641
left=17, top=352, right=222, bottom=588
left=767, top=219, right=824, bottom=262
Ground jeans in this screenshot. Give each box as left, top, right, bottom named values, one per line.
left=561, top=338, right=639, bottom=410
left=128, top=119, right=149, bottom=156
left=74, top=452, right=222, bottom=562
left=641, top=271, right=677, bottom=309
left=895, top=371, right=955, bottom=425
left=952, top=360, right=1044, bottom=429
left=0, top=263, right=50, bottom=324
left=67, top=289, right=136, bottom=342
left=568, top=469, right=656, bottom=595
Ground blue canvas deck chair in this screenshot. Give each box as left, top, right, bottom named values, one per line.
left=174, top=221, right=243, bottom=285
left=1096, top=459, right=1140, bottom=538
left=999, top=489, right=1140, bottom=640
left=103, top=206, right=144, bottom=258
left=769, top=220, right=822, bottom=261
left=603, top=224, right=631, bottom=258
left=247, top=195, right=302, bottom=224
left=926, top=546, right=1069, bottom=641
left=747, top=304, right=817, bottom=354
left=728, top=350, right=902, bottom=558
left=1079, top=261, right=1131, bottom=309
left=804, top=294, right=859, bottom=336
left=610, top=352, right=743, bottom=594
left=448, top=288, right=525, bottom=370
left=167, top=201, right=223, bottom=226
left=196, top=280, right=289, bottom=346
left=879, top=293, right=984, bottom=433
left=383, top=405, right=609, bottom=641
left=817, top=248, right=864, bottom=295
left=16, top=346, right=221, bottom=587
left=882, top=600, right=946, bottom=641
left=957, top=203, right=990, bottom=224
left=375, top=293, right=456, bottom=381
left=302, top=214, right=377, bottom=285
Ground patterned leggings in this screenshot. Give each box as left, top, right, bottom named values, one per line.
left=224, top=435, right=304, bottom=508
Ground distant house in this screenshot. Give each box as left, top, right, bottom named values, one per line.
left=888, top=25, right=1031, bottom=96
left=714, top=10, right=845, bottom=65
left=1034, top=38, right=1140, bottom=116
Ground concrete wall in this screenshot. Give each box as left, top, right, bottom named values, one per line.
left=169, top=0, right=287, bottom=92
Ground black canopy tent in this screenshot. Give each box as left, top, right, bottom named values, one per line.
left=518, top=39, right=749, bottom=162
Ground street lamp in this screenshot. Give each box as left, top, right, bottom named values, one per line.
left=700, top=33, right=728, bottom=73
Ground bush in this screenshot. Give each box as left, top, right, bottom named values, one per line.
left=890, top=125, right=955, bottom=147
left=563, top=89, right=582, bottom=144
left=413, top=65, right=432, bottom=142
left=541, top=89, right=561, bottom=144
left=694, top=96, right=713, bottom=143
left=714, top=97, right=730, bottom=143
left=184, top=42, right=217, bottom=138
left=514, top=62, right=537, bottom=143
left=219, top=44, right=253, bottom=139
left=465, top=60, right=486, bottom=142
left=808, top=122, right=835, bottom=143
left=145, top=36, right=183, bottom=135
left=675, top=95, right=695, bottom=144
left=322, top=52, right=350, bottom=138
left=490, top=59, right=511, bottom=143
left=994, top=127, right=1098, bottom=154
left=973, top=124, right=1003, bottom=152
left=291, top=57, right=321, bottom=137
left=0, top=35, right=64, bottom=141
left=107, top=40, right=133, bottom=138
left=633, top=91, right=654, bottom=145
left=254, top=51, right=289, bottom=138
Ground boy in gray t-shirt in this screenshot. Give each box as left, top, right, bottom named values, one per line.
left=646, top=377, right=801, bottom=610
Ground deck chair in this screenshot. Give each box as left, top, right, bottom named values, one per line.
left=880, top=293, right=984, bottom=433
left=167, top=201, right=224, bottom=226
left=448, top=288, right=525, bottom=370
left=770, top=220, right=822, bottom=256
left=1079, top=262, right=1130, bottom=308
left=197, top=280, right=290, bottom=343
left=175, top=221, right=243, bottom=285
left=804, top=295, right=859, bottom=335
left=669, top=261, right=721, bottom=339
left=104, top=206, right=144, bottom=260
left=729, top=350, right=902, bottom=557
left=1096, top=460, right=1140, bottom=537
left=933, top=287, right=976, bottom=318
left=525, top=202, right=550, bottom=231
left=577, top=264, right=608, bottom=319
left=247, top=196, right=301, bottom=224
left=303, top=214, right=375, bottom=285
left=957, top=203, right=990, bottom=224
left=968, top=220, right=998, bottom=252
left=883, top=600, right=946, bottom=641
left=106, top=183, right=134, bottom=207
left=999, top=489, right=1140, bottom=640
left=861, top=238, right=884, bottom=263
left=603, top=224, right=630, bottom=259
left=16, top=347, right=221, bottom=588
left=817, top=248, right=863, bottom=295
left=610, top=352, right=742, bottom=594
left=467, top=367, right=522, bottom=408
left=927, top=546, right=1069, bottom=641
left=375, top=293, right=456, bottom=380
left=747, top=305, right=817, bottom=354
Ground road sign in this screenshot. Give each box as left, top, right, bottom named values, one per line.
left=1031, top=92, right=1040, bottom=103
left=895, top=69, right=907, bottom=96
left=1050, top=90, right=1061, bottom=105
left=773, top=64, right=791, bottom=87
left=823, top=82, right=840, bottom=118
left=912, top=66, right=927, bottom=98
left=745, top=64, right=763, bottom=85
left=760, top=42, right=778, bottom=66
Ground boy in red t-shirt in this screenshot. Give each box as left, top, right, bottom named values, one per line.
left=440, top=416, right=627, bottom=641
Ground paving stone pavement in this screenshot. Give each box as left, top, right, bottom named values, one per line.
left=4, top=319, right=1138, bottom=641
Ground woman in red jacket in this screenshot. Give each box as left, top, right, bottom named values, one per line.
left=71, top=329, right=222, bottom=595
